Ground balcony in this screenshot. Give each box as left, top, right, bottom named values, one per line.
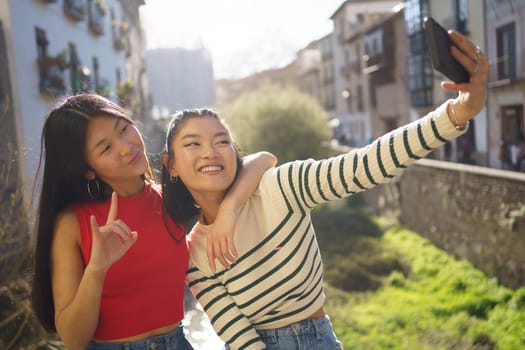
left=64, top=0, right=86, bottom=21
left=88, top=0, right=107, bottom=36
left=113, top=37, right=126, bottom=51
left=37, top=51, right=69, bottom=96
left=112, top=21, right=129, bottom=51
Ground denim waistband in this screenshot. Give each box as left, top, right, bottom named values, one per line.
left=257, top=316, right=331, bottom=338
left=85, top=325, right=193, bottom=350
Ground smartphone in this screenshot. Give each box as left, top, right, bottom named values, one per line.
left=424, top=16, right=470, bottom=83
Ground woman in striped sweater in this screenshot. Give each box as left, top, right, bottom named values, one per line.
left=161, top=31, right=488, bottom=350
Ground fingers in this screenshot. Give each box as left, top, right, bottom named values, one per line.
left=106, top=219, right=134, bottom=242
left=448, top=31, right=489, bottom=78
left=92, top=213, right=135, bottom=243
left=90, top=214, right=100, bottom=235
left=227, top=238, right=239, bottom=262
left=207, top=239, right=217, bottom=273
left=207, top=235, right=238, bottom=272
left=106, top=191, right=118, bottom=224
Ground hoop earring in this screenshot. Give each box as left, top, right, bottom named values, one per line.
left=169, top=175, right=178, bottom=183
left=87, top=178, right=101, bottom=199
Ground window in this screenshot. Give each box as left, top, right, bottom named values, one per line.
left=496, top=22, right=516, bottom=80
left=356, top=85, right=364, bottom=112
left=406, top=54, right=433, bottom=107
left=501, top=106, right=524, bottom=143
left=404, top=0, right=429, bottom=37
left=35, top=27, right=48, bottom=58
left=36, top=27, right=67, bottom=96
left=92, top=56, right=99, bottom=89
left=456, top=0, right=468, bottom=33
left=69, top=43, right=91, bottom=92
left=365, top=28, right=384, bottom=59
left=116, top=67, right=121, bottom=85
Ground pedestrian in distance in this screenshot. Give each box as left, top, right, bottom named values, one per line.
left=161, top=30, right=489, bottom=350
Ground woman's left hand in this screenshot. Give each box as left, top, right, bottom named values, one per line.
left=441, top=30, right=489, bottom=124
left=206, top=209, right=238, bottom=272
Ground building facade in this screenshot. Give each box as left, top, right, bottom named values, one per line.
left=331, top=0, right=401, bottom=147
left=364, top=6, right=412, bottom=139
left=0, top=0, right=147, bottom=210
left=403, top=0, right=487, bottom=163
left=485, top=0, right=525, bottom=169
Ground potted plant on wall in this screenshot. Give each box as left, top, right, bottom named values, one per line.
left=117, top=80, right=134, bottom=107
left=37, top=50, right=69, bottom=96
left=63, top=0, right=86, bottom=21
left=95, top=0, right=107, bottom=15
left=37, top=50, right=69, bottom=70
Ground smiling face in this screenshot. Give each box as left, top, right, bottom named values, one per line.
left=167, top=116, right=238, bottom=199
left=84, top=115, right=149, bottom=194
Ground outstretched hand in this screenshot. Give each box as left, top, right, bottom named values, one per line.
left=206, top=210, right=238, bottom=273
left=441, top=30, right=489, bottom=124
left=89, top=192, right=138, bottom=272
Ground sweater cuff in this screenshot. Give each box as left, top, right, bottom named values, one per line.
left=433, top=99, right=469, bottom=140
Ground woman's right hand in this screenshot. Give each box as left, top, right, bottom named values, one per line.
left=89, top=192, right=138, bottom=272
left=441, top=30, right=489, bottom=124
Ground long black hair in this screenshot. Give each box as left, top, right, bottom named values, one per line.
left=31, top=93, right=154, bottom=332
left=161, top=108, right=243, bottom=226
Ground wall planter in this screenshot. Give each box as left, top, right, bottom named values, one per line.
left=113, top=37, right=125, bottom=51
left=95, top=0, right=107, bottom=15
left=63, top=0, right=86, bottom=21
left=112, top=20, right=128, bottom=50
left=89, top=0, right=106, bottom=35
left=96, top=86, right=110, bottom=98
left=117, top=80, right=134, bottom=106
left=89, top=16, right=104, bottom=35
left=38, top=51, right=69, bottom=96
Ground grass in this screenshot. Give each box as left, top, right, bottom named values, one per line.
left=313, top=197, right=525, bottom=350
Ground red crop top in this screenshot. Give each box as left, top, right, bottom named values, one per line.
left=73, top=182, right=188, bottom=340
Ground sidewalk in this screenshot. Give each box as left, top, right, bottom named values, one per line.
left=183, top=286, right=224, bottom=349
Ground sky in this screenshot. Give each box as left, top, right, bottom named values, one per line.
left=139, top=0, right=345, bottom=79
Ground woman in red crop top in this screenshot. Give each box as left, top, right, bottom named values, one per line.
left=31, top=93, right=276, bottom=350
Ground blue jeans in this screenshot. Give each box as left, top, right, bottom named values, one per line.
left=254, top=316, right=343, bottom=350
left=85, top=326, right=194, bottom=350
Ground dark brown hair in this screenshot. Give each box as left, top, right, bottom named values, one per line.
left=31, top=93, right=154, bottom=332
left=161, top=108, right=243, bottom=224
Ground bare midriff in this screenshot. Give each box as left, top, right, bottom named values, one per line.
left=304, top=306, right=326, bottom=320
left=93, top=322, right=181, bottom=343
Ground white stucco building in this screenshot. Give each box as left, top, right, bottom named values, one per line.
left=0, top=0, right=146, bottom=210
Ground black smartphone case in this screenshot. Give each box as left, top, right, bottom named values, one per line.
left=424, top=17, right=470, bottom=83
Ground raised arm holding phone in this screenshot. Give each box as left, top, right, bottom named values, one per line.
left=161, top=29, right=489, bottom=350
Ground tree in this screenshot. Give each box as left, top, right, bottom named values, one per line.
left=222, top=84, right=333, bottom=164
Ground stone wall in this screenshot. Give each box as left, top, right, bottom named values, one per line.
left=362, top=159, right=525, bottom=289
left=0, top=21, right=30, bottom=284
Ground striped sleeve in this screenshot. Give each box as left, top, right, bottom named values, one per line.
left=278, top=100, right=463, bottom=209
left=186, top=267, right=266, bottom=350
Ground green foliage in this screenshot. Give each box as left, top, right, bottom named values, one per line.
left=320, top=224, right=525, bottom=350
left=314, top=198, right=407, bottom=292
left=221, top=84, right=333, bottom=163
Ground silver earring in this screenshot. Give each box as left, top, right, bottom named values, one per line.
left=169, top=175, right=178, bottom=183
left=87, top=178, right=101, bottom=199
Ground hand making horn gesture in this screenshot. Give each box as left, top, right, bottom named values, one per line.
left=89, top=192, right=138, bottom=272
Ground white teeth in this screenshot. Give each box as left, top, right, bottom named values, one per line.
left=200, top=166, right=222, bottom=173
